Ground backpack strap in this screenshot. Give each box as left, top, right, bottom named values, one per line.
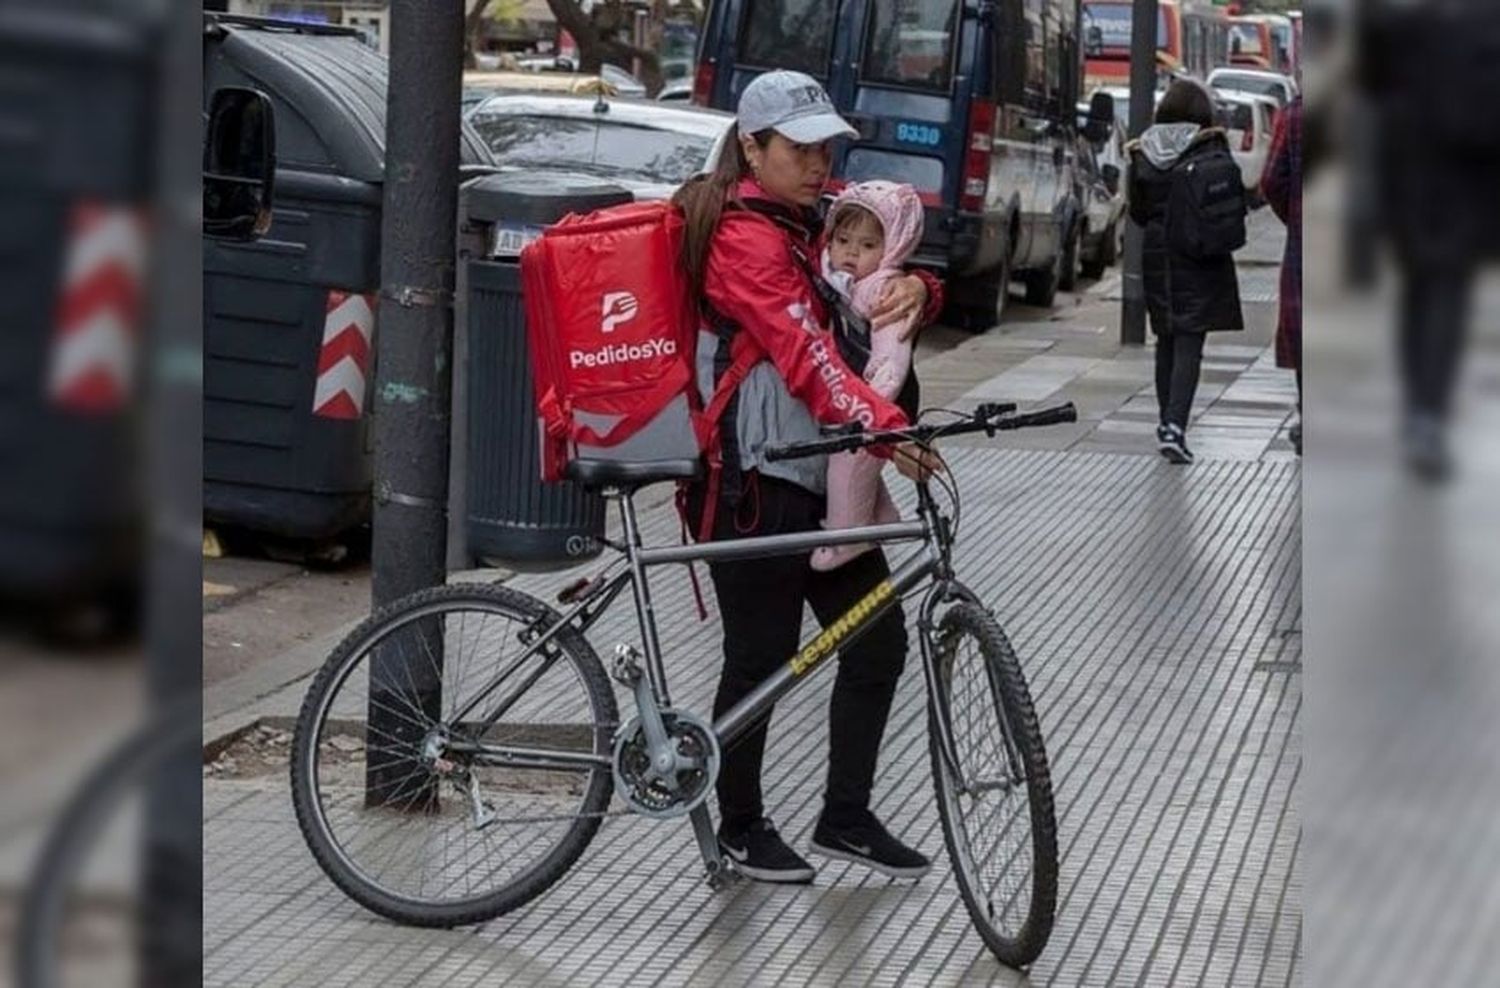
left=692, top=301, right=757, bottom=544
left=736, top=198, right=874, bottom=374
left=687, top=197, right=851, bottom=545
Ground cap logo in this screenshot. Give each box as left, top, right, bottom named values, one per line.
left=789, top=85, right=830, bottom=109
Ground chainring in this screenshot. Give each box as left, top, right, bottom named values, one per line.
left=611, top=709, right=720, bottom=819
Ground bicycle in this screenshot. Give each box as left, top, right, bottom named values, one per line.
left=290, top=400, right=1072, bottom=968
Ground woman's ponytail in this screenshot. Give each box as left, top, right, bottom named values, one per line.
left=673, top=123, right=769, bottom=299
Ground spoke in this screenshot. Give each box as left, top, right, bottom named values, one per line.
left=943, top=628, right=1037, bottom=936
left=306, top=596, right=615, bottom=908
left=398, top=630, right=441, bottom=728
left=448, top=608, right=470, bottom=722
left=362, top=692, right=433, bottom=739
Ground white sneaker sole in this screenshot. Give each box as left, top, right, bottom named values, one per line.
left=719, top=845, right=815, bottom=884
left=807, top=839, right=932, bottom=880
left=1157, top=442, right=1193, bottom=465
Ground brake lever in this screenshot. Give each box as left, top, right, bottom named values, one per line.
left=974, top=401, right=1017, bottom=421
left=973, top=401, right=1016, bottom=438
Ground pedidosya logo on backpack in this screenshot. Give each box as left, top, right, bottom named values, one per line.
left=568, top=290, right=678, bottom=369
left=600, top=291, right=640, bottom=334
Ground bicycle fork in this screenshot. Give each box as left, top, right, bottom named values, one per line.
left=918, top=587, right=1027, bottom=793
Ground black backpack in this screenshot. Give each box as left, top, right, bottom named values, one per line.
left=1166, top=141, right=1247, bottom=260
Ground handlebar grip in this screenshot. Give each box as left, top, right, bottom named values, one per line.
left=1000, top=403, right=1078, bottom=430
left=765, top=431, right=870, bottom=461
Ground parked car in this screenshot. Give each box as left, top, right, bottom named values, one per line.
left=515, top=55, right=648, bottom=98
left=657, top=79, right=693, bottom=102
left=462, top=70, right=619, bottom=115
left=695, top=0, right=1102, bottom=328
left=1075, top=100, right=1128, bottom=279
left=1215, top=90, right=1277, bottom=196
left=1207, top=67, right=1297, bottom=108
left=1091, top=83, right=1167, bottom=131
left=466, top=94, right=734, bottom=201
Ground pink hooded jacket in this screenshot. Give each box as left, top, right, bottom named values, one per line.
left=822, top=180, right=926, bottom=323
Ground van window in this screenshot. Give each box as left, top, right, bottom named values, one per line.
left=737, top=0, right=837, bottom=77
left=862, top=0, right=960, bottom=91
left=844, top=149, right=944, bottom=196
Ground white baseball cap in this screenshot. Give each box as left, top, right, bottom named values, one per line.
left=737, top=70, right=858, bottom=144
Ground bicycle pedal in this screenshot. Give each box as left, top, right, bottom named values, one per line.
left=610, top=644, right=643, bottom=686
left=705, top=860, right=741, bottom=892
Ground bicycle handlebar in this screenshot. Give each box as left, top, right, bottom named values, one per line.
left=762, top=401, right=1079, bottom=463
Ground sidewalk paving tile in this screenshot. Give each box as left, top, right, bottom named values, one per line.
left=205, top=446, right=1300, bottom=988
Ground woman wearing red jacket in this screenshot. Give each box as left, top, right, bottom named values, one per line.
left=673, top=71, right=943, bottom=884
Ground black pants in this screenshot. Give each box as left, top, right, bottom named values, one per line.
left=1155, top=332, right=1207, bottom=430
left=1399, top=266, right=1472, bottom=420
left=690, top=474, right=908, bottom=836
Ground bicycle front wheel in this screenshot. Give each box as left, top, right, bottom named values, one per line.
left=290, top=583, right=618, bottom=927
left=927, top=602, right=1058, bottom=968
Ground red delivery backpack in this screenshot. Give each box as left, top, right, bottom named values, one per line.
left=521, top=201, right=704, bottom=483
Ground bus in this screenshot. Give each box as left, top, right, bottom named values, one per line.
left=1178, top=3, right=1233, bottom=83
left=1230, top=13, right=1295, bottom=76
left=1083, top=0, right=1231, bottom=89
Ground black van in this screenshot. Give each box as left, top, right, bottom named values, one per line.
left=695, top=0, right=1105, bottom=327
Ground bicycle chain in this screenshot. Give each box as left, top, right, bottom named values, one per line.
left=473, top=803, right=635, bottom=829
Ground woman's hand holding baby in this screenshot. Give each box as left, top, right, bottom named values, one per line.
left=869, top=275, right=928, bottom=342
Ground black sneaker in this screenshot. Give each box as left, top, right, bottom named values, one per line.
left=719, top=818, right=815, bottom=884
left=1403, top=413, right=1451, bottom=483
left=1157, top=423, right=1194, bottom=465
left=809, top=812, right=932, bottom=880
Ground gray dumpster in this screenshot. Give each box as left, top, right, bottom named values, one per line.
left=202, top=14, right=493, bottom=541
left=461, top=173, right=633, bottom=571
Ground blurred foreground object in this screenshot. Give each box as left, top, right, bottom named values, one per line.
left=2, top=1, right=202, bottom=986
left=0, top=0, right=153, bottom=639
left=1306, top=3, right=1500, bottom=987
left=1355, top=0, right=1500, bottom=479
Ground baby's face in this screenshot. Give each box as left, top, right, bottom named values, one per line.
left=829, top=215, right=885, bottom=280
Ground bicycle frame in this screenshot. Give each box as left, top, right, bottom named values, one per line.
left=445, top=478, right=987, bottom=797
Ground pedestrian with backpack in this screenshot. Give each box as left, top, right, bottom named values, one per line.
left=671, top=70, right=944, bottom=884
left=1127, top=80, right=1247, bottom=464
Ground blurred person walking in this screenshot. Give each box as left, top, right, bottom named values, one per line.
left=1127, top=80, right=1247, bottom=465
left=1358, top=0, right=1500, bottom=479
left=1262, top=95, right=1303, bottom=455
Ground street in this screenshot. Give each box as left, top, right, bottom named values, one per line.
left=199, top=210, right=1300, bottom=986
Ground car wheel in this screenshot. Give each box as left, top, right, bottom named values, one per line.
left=1101, top=220, right=1121, bottom=267
left=944, top=247, right=1013, bottom=332
left=1021, top=237, right=1062, bottom=309
left=1080, top=234, right=1107, bottom=280
left=1057, top=221, right=1082, bottom=292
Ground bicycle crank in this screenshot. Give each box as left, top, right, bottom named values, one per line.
left=612, top=708, right=720, bottom=819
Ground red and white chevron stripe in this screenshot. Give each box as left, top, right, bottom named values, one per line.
left=48, top=203, right=148, bottom=414
left=312, top=290, right=376, bottom=419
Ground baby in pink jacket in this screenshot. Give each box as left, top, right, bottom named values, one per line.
left=812, top=181, right=925, bottom=572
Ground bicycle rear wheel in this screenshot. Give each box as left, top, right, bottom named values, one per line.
left=927, top=602, right=1058, bottom=968
left=290, top=584, right=618, bottom=927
